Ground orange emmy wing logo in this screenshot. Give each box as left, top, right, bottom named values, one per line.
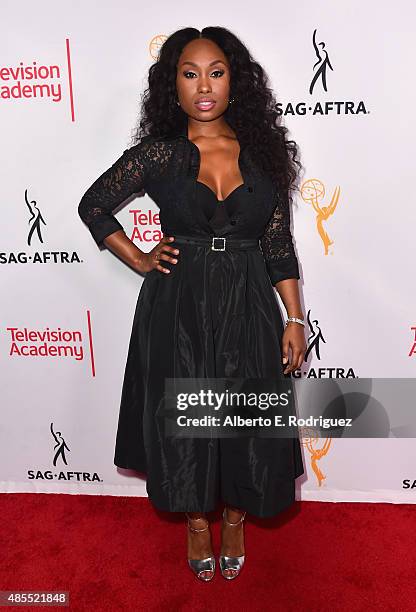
left=149, top=35, right=168, bottom=60
left=300, top=427, right=332, bottom=486
left=300, top=179, right=341, bottom=255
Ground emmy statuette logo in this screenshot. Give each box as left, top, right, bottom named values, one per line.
left=149, top=34, right=168, bottom=60
left=300, top=427, right=332, bottom=486
left=300, top=179, right=341, bottom=255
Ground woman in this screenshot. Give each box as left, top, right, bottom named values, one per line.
left=78, top=26, right=307, bottom=582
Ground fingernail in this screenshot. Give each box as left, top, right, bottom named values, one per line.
left=173, top=259, right=178, bottom=263
left=174, top=249, right=179, bottom=254
left=282, top=357, right=288, bottom=364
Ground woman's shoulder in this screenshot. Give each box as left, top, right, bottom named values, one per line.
left=127, top=134, right=180, bottom=166
left=129, top=132, right=181, bottom=150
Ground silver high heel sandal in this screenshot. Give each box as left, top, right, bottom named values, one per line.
left=186, top=513, right=216, bottom=582
left=219, top=507, right=246, bottom=580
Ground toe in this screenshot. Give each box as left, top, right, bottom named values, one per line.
left=201, top=570, right=213, bottom=579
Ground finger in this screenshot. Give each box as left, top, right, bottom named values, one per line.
left=295, top=352, right=305, bottom=370
left=281, top=339, right=290, bottom=365
left=160, top=245, right=180, bottom=256
left=157, top=236, right=179, bottom=258
left=156, top=262, right=171, bottom=274
left=283, top=362, right=291, bottom=375
left=290, top=350, right=302, bottom=371
left=286, top=350, right=301, bottom=373
left=292, top=356, right=301, bottom=372
left=159, top=253, right=178, bottom=264
left=284, top=342, right=297, bottom=374
left=282, top=348, right=291, bottom=373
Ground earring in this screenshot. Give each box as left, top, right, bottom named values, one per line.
left=229, top=97, right=235, bottom=105
left=176, top=100, right=180, bottom=106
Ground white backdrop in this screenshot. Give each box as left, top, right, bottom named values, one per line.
left=1, top=0, right=415, bottom=504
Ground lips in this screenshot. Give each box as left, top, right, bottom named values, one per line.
left=195, top=98, right=216, bottom=111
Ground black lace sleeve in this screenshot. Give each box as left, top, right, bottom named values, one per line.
left=78, top=139, right=153, bottom=247
left=260, top=187, right=300, bottom=285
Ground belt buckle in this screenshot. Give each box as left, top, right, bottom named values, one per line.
left=211, top=237, right=226, bottom=251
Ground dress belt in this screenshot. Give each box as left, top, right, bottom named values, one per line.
left=172, top=234, right=260, bottom=252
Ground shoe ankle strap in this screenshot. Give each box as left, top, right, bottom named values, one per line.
left=223, top=508, right=246, bottom=525
left=186, top=513, right=209, bottom=533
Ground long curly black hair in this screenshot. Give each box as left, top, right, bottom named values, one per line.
left=130, top=26, right=302, bottom=204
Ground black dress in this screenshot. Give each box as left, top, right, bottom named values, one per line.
left=78, top=122, right=305, bottom=518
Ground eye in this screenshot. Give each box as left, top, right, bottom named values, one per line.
left=182, top=69, right=225, bottom=79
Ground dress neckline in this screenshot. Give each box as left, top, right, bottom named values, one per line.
left=182, top=122, right=246, bottom=202
left=195, top=180, right=245, bottom=203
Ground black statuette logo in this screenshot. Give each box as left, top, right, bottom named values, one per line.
left=25, top=188, right=46, bottom=246
left=309, top=28, right=333, bottom=95
left=275, top=28, right=368, bottom=118
left=51, top=422, right=70, bottom=466
left=305, top=309, right=326, bottom=362
left=0, top=188, right=83, bottom=265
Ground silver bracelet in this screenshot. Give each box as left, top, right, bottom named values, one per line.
left=285, top=317, right=305, bottom=326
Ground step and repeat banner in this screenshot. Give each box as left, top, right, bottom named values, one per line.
left=1, top=1, right=415, bottom=503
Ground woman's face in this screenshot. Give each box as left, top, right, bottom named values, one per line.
left=176, top=38, right=231, bottom=123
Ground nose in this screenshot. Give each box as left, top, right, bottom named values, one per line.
left=198, top=74, right=211, bottom=93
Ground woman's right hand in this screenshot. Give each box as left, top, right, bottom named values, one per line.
left=136, top=236, right=180, bottom=274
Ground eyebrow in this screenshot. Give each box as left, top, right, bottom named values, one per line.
left=180, top=59, right=227, bottom=68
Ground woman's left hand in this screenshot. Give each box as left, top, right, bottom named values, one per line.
left=281, top=323, right=307, bottom=374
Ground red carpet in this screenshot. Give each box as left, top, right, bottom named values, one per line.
left=1, top=494, right=415, bottom=611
